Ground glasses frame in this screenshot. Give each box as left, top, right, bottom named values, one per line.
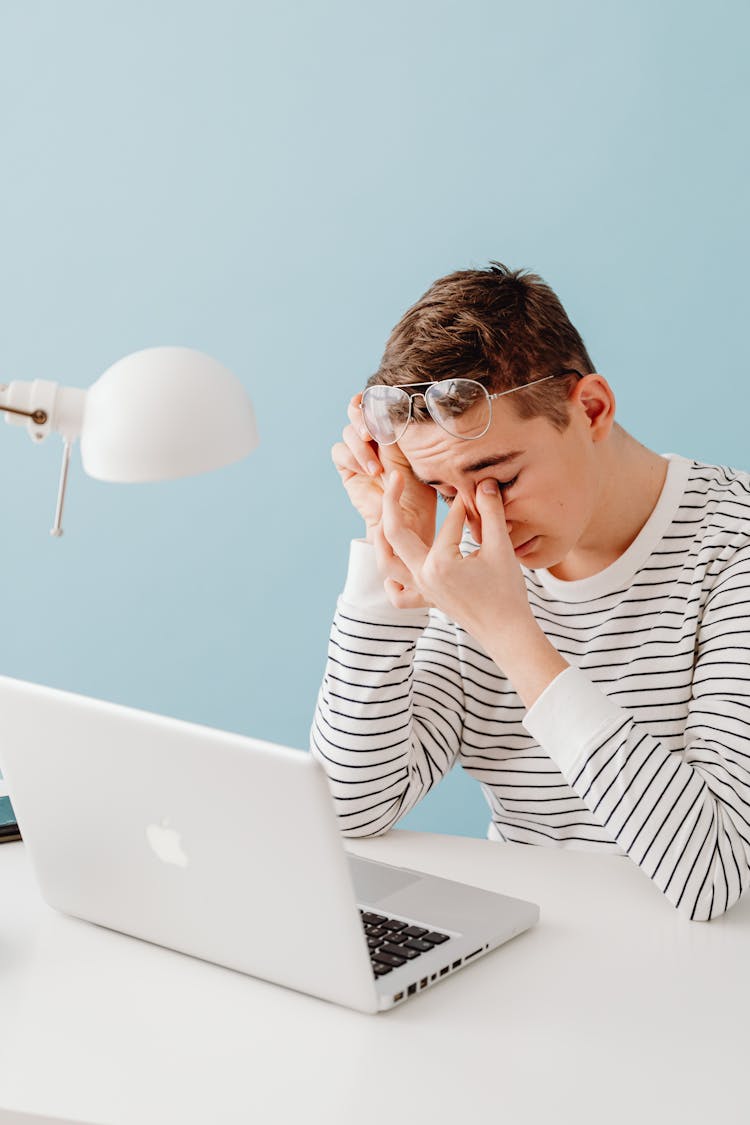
left=360, top=369, right=587, bottom=445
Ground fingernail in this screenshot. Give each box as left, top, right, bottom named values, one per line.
left=367, top=461, right=380, bottom=475
left=359, top=426, right=370, bottom=440
left=480, top=479, right=498, bottom=494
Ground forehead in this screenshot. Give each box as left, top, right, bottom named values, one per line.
left=397, top=404, right=550, bottom=484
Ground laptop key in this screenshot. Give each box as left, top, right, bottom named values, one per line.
left=403, top=938, right=434, bottom=953
left=401, top=926, right=429, bottom=939
left=423, top=931, right=450, bottom=944
left=373, top=951, right=406, bottom=968
left=373, top=963, right=393, bottom=976
left=362, top=912, right=387, bottom=925
left=381, top=942, right=419, bottom=960
left=382, top=920, right=408, bottom=932
left=364, top=926, right=388, bottom=938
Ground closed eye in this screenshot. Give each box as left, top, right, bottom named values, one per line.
left=438, top=474, right=519, bottom=505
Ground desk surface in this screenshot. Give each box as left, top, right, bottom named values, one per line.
left=2, top=831, right=748, bottom=1125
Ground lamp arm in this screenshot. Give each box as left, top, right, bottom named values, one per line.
left=0, top=403, right=48, bottom=425
left=50, top=440, right=73, bottom=538
left=0, top=380, right=86, bottom=536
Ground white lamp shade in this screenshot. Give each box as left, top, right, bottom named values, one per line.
left=80, top=347, right=259, bottom=482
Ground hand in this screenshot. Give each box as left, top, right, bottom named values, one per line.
left=331, top=392, right=437, bottom=545
left=380, top=472, right=534, bottom=641
left=370, top=519, right=434, bottom=609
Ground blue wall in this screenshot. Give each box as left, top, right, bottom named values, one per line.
left=0, top=0, right=747, bottom=837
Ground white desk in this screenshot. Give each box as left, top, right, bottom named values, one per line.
left=1, top=831, right=748, bottom=1125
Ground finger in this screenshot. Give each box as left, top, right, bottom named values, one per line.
left=474, top=479, right=513, bottom=553
left=348, top=393, right=377, bottom=445
left=331, top=442, right=385, bottom=489
left=381, top=471, right=430, bottom=573
left=372, top=522, right=416, bottom=587
left=347, top=392, right=382, bottom=468
left=342, top=421, right=383, bottom=478
left=374, top=524, right=429, bottom=609
left=432, top=492, right=469, bottom=559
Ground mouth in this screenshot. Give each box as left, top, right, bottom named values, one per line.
left=513, top=536, right=539, bottom=557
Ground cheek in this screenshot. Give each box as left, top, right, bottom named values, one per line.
left=510, top=475, right=571, bottom=534
left=547, top=477, right=590, bottom=535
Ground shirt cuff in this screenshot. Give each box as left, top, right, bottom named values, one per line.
left=338, top=539, right=430, bottom=624
left=522, top=665, right=625, bottom=777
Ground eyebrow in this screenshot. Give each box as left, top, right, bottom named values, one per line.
left=416, top=450, right=525, bottom=488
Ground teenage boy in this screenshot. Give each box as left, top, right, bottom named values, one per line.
left=310, top=262, right=750, bottom=921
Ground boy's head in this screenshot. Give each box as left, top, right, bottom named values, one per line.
left=363, top=263, right=618, bottom=570
left=367, top=262, right=595, bottom=432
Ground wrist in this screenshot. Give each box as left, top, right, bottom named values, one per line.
left=473, top=608, right=536, bottom=655
left=479, top=616, right=569, bottom=709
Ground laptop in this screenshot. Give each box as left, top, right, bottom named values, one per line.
left=0, top=674, right=539, bottom=1013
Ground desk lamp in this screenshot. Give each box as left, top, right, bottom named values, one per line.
left=0, top=346, right=259, bottom=535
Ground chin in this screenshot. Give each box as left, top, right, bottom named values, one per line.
left=527, top=545, right=571, bottom=572
left=516, top=538, right=556, bottom=569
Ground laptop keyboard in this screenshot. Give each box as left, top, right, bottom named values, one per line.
left=359, top=909, right=450, bottom=977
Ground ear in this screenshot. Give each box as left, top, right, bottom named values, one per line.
left=572, top=374, right=615, bottom=443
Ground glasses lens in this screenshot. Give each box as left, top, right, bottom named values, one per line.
left=361, top=385, right=411, bottom=445
left=425, top=379, right=491, bottom=439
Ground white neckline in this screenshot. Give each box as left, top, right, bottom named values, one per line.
left=531, top=453, right=693, bottom=603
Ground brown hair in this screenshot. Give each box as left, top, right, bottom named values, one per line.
left=368, top=262, right=595, bottom=432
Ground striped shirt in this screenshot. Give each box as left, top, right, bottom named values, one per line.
left=310, top=453, right=750, bottom=921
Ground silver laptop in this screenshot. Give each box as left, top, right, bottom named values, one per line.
left=0, top=674, right=538, bottom=1013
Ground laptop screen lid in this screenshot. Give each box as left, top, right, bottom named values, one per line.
left=0, top=674, right=380, bottom=1014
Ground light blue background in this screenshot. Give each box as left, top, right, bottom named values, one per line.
left=0, top=0, right=747, bottom=837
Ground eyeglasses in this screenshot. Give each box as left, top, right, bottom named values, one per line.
left=360, top=369, right=586, bottom=446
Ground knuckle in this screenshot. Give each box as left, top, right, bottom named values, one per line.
left=386, top=583, right=407, bottom=609
left=347, top=395, right=364, bottom=414
left=331, top=444, right=352, bottom=471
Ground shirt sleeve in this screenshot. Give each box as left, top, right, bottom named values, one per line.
left=523, top=545, right=750, bottom=921
left=309, top=539, right=466, bottom=837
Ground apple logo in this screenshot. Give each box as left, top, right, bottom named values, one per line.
left=146, top=819, right=189, bottom=868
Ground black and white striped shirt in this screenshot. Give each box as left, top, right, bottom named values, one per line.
left=310, top=453, right=750, bottom=921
